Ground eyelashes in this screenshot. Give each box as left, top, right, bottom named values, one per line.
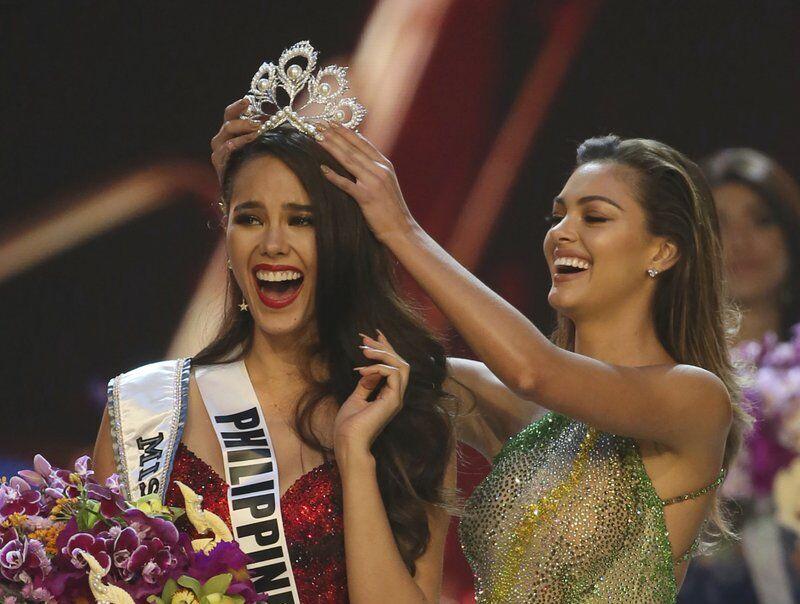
left=232, top=213, right=315, bottom=227
left=289, top=214, right=315, bottom=227
left=544, top=213, right=609, bottom=226
left=233, top=214, right=261, bottom=226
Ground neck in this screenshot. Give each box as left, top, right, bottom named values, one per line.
left=245, top=326, right=315, bottom=388
left=735, top=297, right=782, bottom=344
left=572, top=302, right=672, bottom=367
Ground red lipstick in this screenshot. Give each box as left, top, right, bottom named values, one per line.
left=252, top=263, right=304, bottom=309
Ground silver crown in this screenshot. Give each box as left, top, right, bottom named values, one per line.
left=241, top=41, right=366, bottom=140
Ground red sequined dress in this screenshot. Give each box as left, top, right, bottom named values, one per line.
left=165, top=443, right=348, bottom=603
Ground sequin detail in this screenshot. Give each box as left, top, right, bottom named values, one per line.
left=166, top=443, right=348, bottom=603
left=460, top=413, right=682, bottom=603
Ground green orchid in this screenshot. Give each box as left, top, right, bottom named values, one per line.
left=134, top=493, right=185, bottom=521
left=146, top=574, right=245, bottom=604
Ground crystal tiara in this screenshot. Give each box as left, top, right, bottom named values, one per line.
left=240, top=40, right=366, bottom=140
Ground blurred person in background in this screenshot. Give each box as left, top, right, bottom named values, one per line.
left=679, top=148, right=800, bottom=603
left=710, top=149, right=800, bottom=344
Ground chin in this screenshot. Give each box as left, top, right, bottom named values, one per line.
left=255, top=321, right=313, bottom=342
left=251, top=304, right=314, bottom=339
left=547, top=287, right=584, bottom=318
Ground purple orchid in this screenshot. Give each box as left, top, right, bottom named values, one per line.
left=0, top=454, right=259, bottom=603
left=108, top=527, right=139, bottom=581
left=85, top=481, right=127, bottom=519
left=0, top=539, right=50, bottom=583
left=61, top=532, right=111, bottom=572
left=0, top=482, right=42, bottom=519
left=104, top=474, right=123, bottom=495
left=186, top=541, right=259, bottom=602
left=17, top=455, right=80, bottom=502
left=122, top=509, right=180, bottom=546
left=72, top=457, right=93, bottom=482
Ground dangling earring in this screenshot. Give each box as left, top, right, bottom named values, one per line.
left=647, top=268, right=659, bottom=278
left=227, top=258, right=233, bottom=270
left=239, top=300, right=249, bottom=312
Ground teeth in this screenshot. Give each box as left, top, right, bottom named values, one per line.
left=255, top=270, right=303, bottom=282
left=554, top=257, right=590, bottom=270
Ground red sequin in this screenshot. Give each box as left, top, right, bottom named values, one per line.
left=166, top=443, right=348, bottom=603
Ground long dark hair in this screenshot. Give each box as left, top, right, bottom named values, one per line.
left=195, top=126, right=454, bottom=572
left=552, top=135, right=751, bottom=543
left=702, top=148, right=800, bottom=339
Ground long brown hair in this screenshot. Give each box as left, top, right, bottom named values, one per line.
left=194, top=126, right=454, bottom=572
left=552, top=135, right=751, bottom=543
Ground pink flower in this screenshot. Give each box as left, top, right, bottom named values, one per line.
left=19, top=580, right=53, bottom=603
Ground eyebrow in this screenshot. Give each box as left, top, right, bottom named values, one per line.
left=232, top=200, right=315, bottom=212
left=552, top=195, right=624, bottom=210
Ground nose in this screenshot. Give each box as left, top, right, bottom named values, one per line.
left=550, top=214, right=578, bottom=243
left=259, top=223, right=290, bottom=257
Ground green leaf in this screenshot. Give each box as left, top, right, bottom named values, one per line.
left=202, top=573, right=233, bottom=595
left=162, top=578, right=179, bottom=601
left=146, top=597, right=164, bottom=604
left=177, top=575, right=203, bottom=595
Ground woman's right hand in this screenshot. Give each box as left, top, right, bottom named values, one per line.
left=210, top=98, right=262, bottom=182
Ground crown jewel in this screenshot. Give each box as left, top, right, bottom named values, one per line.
left=241, top=41, right=366, bottom=140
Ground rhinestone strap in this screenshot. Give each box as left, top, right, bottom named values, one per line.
left=660, top=467, right=727, bottom=507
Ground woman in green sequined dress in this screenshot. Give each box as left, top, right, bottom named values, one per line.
left=215, top=121, right=750, bottom=601
left=315, top=131, right=751, bottom=602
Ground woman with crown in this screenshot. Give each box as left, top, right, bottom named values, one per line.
left=93, top=42, right=458, bottom=604
left=212, top=79, right=754, bottom=599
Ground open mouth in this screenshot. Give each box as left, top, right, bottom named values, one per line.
left=553, top=257, right=591, bottom=277
left=253, top=265, right=305, bottom=308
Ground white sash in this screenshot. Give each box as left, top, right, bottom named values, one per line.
left=108, top=358, right=191, bottom=501
left=194, top=360, right=300, bottom=604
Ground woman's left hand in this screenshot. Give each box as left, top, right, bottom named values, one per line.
left=334, top=331, right=411, bottom=458
left=317, top=124, right=416, bottom=245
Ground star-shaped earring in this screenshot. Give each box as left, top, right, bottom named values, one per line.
left=239, top=300, right=249, bottom=312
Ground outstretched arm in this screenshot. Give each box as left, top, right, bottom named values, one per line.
left=316, top=125, right=731, bottom=451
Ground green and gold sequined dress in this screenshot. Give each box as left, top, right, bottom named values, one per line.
left=459, top=412, right=724, bottom=603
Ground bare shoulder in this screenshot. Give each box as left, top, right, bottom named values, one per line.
left=664, top=364, right=733, bottom=439
left=669, top=364, right=731, bottom=406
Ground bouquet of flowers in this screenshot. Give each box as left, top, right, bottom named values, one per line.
left=0, top=455, right=260, bottom=603
left=725, top=328, right=800, bottom=501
